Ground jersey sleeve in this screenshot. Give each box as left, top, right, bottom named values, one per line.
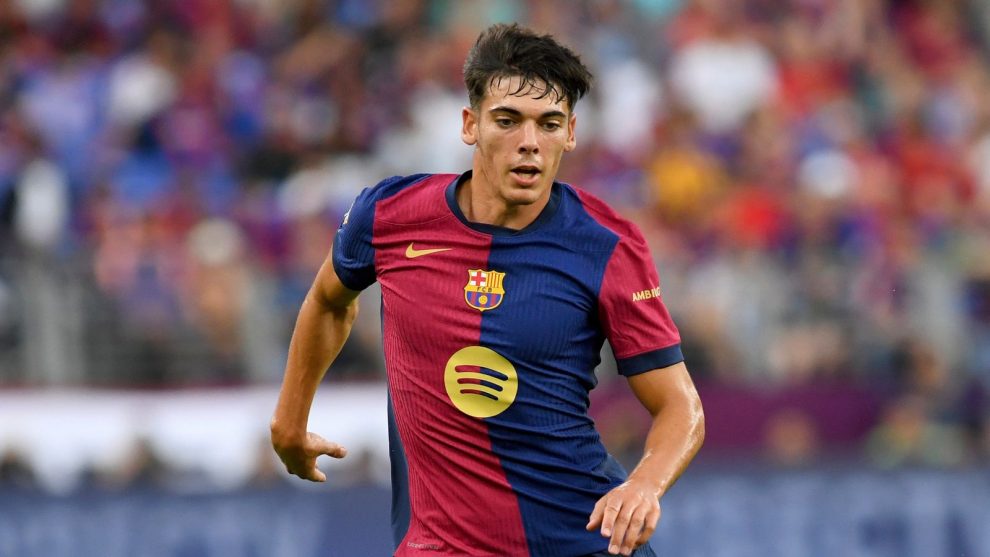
left=598, top=227, right=683, bottom=376
left=332, top=186, right=377, bottom=291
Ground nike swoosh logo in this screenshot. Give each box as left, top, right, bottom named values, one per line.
left=405, top=243, right=453, bottom=258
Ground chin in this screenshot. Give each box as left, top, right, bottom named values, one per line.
left=502, top=180, right=550, bottom=206
left=502, top=188, right=542, bottom=206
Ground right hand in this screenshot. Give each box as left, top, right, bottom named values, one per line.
left=271, top=430, right=348, bottom=482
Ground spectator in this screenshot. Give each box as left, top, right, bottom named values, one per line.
left=762, top=408, right=822, bottom=469
left=865, top=395, right=967, bottom=468
left=0, top=0, right=987, bottom=466
left=0, top=445, right=39, bottom=490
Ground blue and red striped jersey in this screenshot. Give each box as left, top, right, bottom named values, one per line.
left=333, top=172, right=681, bottom=557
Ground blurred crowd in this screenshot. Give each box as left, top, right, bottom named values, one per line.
left=2, top=0, right=990, bottom=469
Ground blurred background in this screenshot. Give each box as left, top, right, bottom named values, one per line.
left=1, top=0, right=990, bottom=555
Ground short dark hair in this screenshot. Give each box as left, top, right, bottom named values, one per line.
left=463, top=23, right=593, bottom=111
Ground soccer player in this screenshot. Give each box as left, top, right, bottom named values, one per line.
left=271, top=23, right=705, bottom=557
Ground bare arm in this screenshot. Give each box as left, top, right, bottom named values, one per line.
left=587, top=361, right=705, bottom=555
left=270, top=249, right=362, bottom=482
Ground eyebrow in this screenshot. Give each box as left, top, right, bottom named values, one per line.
left=489, top=106, right=568, bottom=120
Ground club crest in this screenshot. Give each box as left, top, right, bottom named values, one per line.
left=464, top=269, right=505, bottom=311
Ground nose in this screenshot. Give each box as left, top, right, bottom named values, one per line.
left=518, top=121, right=539, bottom=155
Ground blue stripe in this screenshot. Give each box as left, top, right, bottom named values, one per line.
left=456, top=378, right=504, bottom=392
left=615, top=344, right=684, bottom=376
left=477, top=186, right=624, bottom=556
left=387, top=392, right=410, bottom=550
left=382, top=304, right=410, bottom=550
left=461, top=389, right=499, bottom=401
left=454, top=365, right=509, bottom=381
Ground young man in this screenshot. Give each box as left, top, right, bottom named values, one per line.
left=271, top=24, right=704, bottom=557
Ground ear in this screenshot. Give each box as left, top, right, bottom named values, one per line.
left=564, top=112, right=577, bottom=152
left=461, top=106, right=478, bottom=146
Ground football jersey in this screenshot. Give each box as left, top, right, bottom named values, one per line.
left=333, top=172, right=682, bottom=557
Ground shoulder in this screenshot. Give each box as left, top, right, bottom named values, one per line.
left=356, top=173, right=437, bottom=205
left=373, top=173, right=458, bottom=225
left=347, top=173, right=455, bottom=224
left=561, top=184, right=647, bottom=247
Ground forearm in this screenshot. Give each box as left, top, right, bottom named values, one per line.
left=271, top=289, right=358, bottom=443
left=628, top=392, right=705, bottom=499
left=587, top=368, right=704, bottom=552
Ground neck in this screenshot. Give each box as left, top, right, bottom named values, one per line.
left=457, top=169, right=551, bottom=231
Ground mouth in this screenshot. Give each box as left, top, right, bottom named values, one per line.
left=510, top=165, right=541, bottom=185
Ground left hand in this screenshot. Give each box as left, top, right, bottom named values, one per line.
left=586, top=478, right=661, bottom=556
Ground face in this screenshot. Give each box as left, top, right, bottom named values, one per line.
left=461, top=76, right=577, bottom=210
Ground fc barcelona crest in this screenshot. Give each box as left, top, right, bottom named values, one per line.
left=464, top=269, right=506, bottom=311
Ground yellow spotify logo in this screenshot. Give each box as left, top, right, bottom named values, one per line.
left=444, top=346, right=518, bottom=418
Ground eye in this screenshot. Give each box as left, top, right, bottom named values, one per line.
left=495, top=118, right=514, bottom=128
left=542, top=121, right=562, bottom=131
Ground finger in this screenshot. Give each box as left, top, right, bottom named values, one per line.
left=318, top=441, right=348, bottom=459
left=600, top=500, right=621, bottom=539
left=587, top=497, right=607, bottom=531
left=289, top=455, right=326, bottom=482
left=281, top=451, right=325, bottom=482
left=635, top=505, right=661, bottom=546
left=284, top=457, right=317, bottom=481
left=307, top=433, right=348, bottom=459
left=608, top=505, right=633, bottom=555
left=620, top=506, right=649, bottom=555
left=304, top=462, right=327, bottom=482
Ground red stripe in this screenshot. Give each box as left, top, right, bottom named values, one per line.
left=576, top=188, right=680, bottom=360
left=374, top=175, right=529, bottom=556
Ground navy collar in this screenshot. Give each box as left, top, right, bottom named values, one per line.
left=445, top=171, right=562, bottom=236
